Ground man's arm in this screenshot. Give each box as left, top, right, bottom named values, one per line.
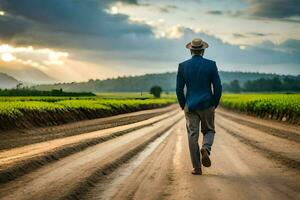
left=212, top=62, right=222, bottom=108
left=176, top=64, right=186, bottom=110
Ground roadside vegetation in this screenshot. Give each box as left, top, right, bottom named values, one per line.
left=0, top=88, right=95, bottom=96
left=220, top=94, right=300, bottom=124
left=0, top=94, right=176, bottom=131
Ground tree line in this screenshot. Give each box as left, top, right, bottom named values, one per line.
left=33, top=71, right=294, bottom=93
left=29, top=71, right=299, bottom=93
left=223, top=77, right=300, bottom=93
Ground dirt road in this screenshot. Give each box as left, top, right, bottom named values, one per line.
left=0, top=106, right=299, bottom=200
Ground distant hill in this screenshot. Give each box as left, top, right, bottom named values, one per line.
left=33, top=71, right=298, bottom=92
left=0, top=73, right=20, bottom=89
left=0, top=65, right=56, bottom=85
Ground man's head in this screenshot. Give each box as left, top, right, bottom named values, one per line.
left=186, top=38, right=208, bottom=56
left=190, top=49, right=205, bottom=56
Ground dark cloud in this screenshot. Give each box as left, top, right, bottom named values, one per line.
left=0, top=0, right=153, bottom=46
left=81, top=26, right=300, bottom=66
left=117, top=0, right=138, bottom=4
left=206, top=10, right=223, bottom=15
left=247, top=0, right=300, bottom=21
left=0, top=0, right=299, bottom=76
left=277, top=39, right=300, bottom=52
left=233, top=32, right=276, bottom=39
left=167, top=5, right=177, bottom=9
left=0, top=15, right=30, bottom=40
left=159, top=7, right=170, bottom=13
left=248, top=32, right=267, bottom=37
left=233, top=33, right=246, bottom=38
left=158, top=5, right=178, bottom=13
left=188, top=30, right=300, bottom=65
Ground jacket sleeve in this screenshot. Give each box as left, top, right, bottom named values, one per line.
left=176, top=64, right=186, bottom=110
left=212, top=62, right=222, bottom=108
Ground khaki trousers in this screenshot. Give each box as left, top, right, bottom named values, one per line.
left=184, top=106, right=215, bottom=168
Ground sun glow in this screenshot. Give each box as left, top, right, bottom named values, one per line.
left=0, top=44, right=69, bottom=66
left=1, top=53, right=15, bottom=62
left=106, top=6, right=119, bottom=15
left=0, top=11, right=5, bottom=16
left=239, top=45, right=246, bottom=50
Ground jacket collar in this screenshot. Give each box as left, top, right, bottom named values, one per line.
left=192, top=55, right=203, bottom=58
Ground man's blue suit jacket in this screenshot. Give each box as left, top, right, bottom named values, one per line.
left=176, top=55, right=222, bottom=111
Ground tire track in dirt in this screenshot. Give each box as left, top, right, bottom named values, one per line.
left=217, top=122, right=300, bottom=169
left=0, top=105, right=177, bottom=150
left=217, top=109, right=300, bottom=143
left=0, top=112, right=183, bottom=200
left=81, top=116, right=299, bottom=200
left=66, top=110, right=300, bottom=200
left=166, top=120, right=299, bottom=200
left=0, top=109, right=179, bottom=185
left=63, top=127, right=178, bottom=200
left=83, top=121, right=181, bottom=200
left=216, top=114, right=300, bottom=170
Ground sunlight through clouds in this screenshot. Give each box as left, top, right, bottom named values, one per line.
left=1, top=53, right=15, bottom=62
left=239, top=45, right=247, bottom=50
left=106, top=3, right=121, bottom=15
left=0, top=44, right=69, bottom=67
left=110, top=6, right=119, bottom=14
left=46, top=51, right=69, bottom=65
left=114, top=0, right=299, bottom=45
left=0, top=44, right=70, bottom=76
left=156, top=26, right=185, bottom=39
left=127, top=15, right=186, bottom=39
left=0, top=44, right=116, bottom=82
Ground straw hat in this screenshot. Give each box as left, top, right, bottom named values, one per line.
left=186, top=38, right=209, bottom=50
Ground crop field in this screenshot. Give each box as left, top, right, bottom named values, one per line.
left=0, top=95, right=176, bottom=131
left=0, top=92, right=176, bottom=102
left=220, top=93, right=300, bottom=123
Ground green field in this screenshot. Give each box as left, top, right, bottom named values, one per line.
left=0, top=92, right=176, bottom=102
left=0, top=94, right=176, bottom=131
left=220, top=93, right=300, bottom=123
left=1, top=92, right=299, bottom=131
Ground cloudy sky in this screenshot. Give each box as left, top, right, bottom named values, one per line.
left=0, top=0, right=299, bottom=83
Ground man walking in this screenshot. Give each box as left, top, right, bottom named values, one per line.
left=176, top=38, right=222, bottom=175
